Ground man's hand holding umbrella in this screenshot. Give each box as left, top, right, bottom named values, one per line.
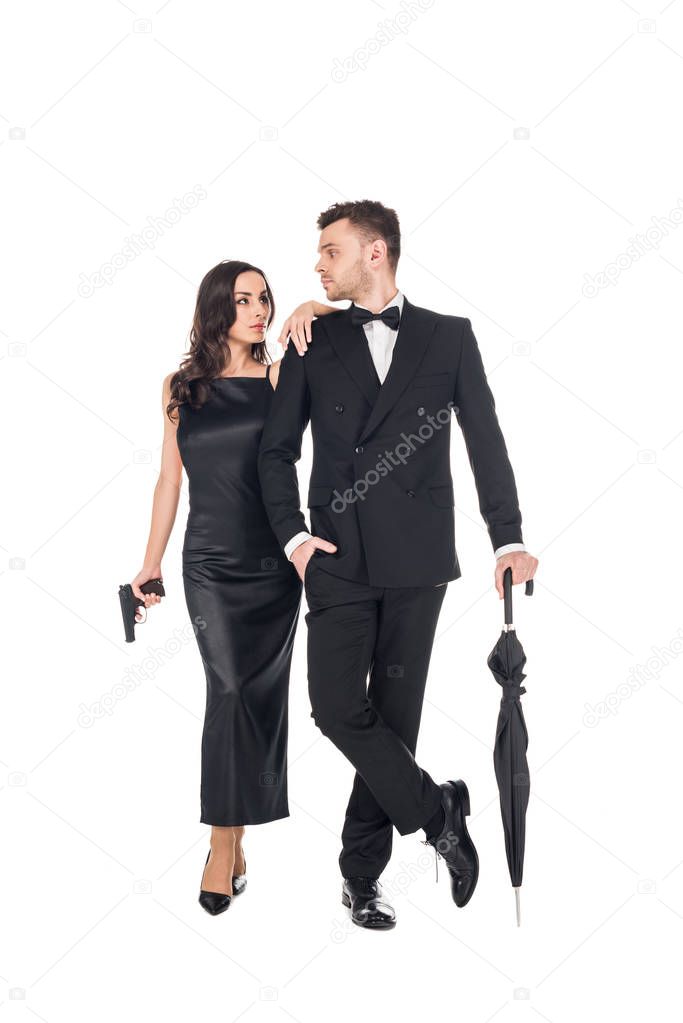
left=495, top=550, right=538, bottom=599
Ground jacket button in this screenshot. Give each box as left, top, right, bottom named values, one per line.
left=417, top=406, right=425, bottom=416
left=335, top=403, right=344, bottom=413
left=406, top=489, right=415, bottom=497
left=355, top=445, right=364, bottom=454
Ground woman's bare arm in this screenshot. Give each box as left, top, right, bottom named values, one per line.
left=130, top=373, right=184, bottom=609
left=277, top=299, right=342, bottom=354
left=311, top=301, right=340, bottom=317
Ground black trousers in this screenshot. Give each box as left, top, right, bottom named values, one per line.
left=304, top=554, right=447, bottom=879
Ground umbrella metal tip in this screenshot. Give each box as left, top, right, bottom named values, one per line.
left=514, top=886, right=521, bottom=926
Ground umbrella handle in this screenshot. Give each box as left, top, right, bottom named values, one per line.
left=503, top=567, right=534, bottom=626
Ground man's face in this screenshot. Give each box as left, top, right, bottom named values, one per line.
left=314, top=218, right=371, bottom=301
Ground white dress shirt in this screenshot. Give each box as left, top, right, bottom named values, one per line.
left=282, top=289, right=526, bottom=562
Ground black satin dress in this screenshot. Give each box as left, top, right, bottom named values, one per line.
left=176, top=364, right=302, bottom=826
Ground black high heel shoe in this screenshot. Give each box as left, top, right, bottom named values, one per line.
left=232, top=851, right=247, bottom=898
left=198, top=850, right=233, bottom=916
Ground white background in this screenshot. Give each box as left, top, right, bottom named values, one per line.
left=2, top=0, right=682, bottom=1019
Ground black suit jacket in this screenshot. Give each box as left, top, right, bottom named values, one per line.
left=257, top=297, right=523, bottom=588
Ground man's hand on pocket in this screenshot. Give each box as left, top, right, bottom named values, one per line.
left=291, top=536, right=338, bottom=582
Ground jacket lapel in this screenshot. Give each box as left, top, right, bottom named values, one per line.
left=359, top=297, right=437, bottom=443
left=319, top=296, right=437, bottom=443
left=322, top=305, right=381, bottom=409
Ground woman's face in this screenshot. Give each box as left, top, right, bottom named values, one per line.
left=229, top=270, right=271, bottom=344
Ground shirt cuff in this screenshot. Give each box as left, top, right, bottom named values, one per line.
left=494, top=542, right=527, bottom=559
left=284, top=531, right=313, bottom=561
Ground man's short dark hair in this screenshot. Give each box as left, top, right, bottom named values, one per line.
left=317, top=200, right=401, bottom=271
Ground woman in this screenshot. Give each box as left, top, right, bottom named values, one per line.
left=131, top=260, right=338, bottom=915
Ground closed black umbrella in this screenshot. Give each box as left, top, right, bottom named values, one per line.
left=487, top=566, right=533, bottom=925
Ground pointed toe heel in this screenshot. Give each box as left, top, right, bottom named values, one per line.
left=199, top=850, right=233, bottom=916
left=198, top=890, right=232, bottom=915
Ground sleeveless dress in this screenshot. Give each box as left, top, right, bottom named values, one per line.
left=176, top=364, right=302, bottom=826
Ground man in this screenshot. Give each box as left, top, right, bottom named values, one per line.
left=257, top=200, right=538, bottom=929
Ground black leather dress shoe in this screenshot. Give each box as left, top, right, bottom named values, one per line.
left=199, top=850, right=233, bottom=916
left=341, top=876, right=396, bottom=929
left=424, top=779, right=479, bottom=908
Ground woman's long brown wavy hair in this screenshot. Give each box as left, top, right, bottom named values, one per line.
left=166, top=260, right=276, bottom=421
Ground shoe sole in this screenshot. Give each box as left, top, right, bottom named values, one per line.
left=341, top=891, right=397, bottom=929
left=448, top=779, right=479, bottom=907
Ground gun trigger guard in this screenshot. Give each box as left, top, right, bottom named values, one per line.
left=136, top=606, right=147, bottom=625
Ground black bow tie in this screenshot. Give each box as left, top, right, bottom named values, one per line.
left=350, top=304, right=401, bottom=331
